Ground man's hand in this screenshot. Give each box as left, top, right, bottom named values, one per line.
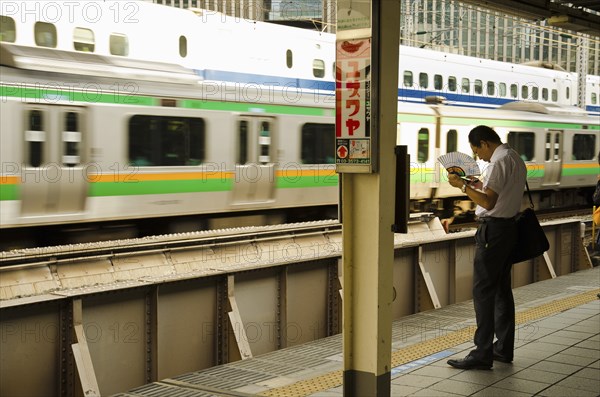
left=466, top=176, right=483, bottom=190
left=448, top=173, right=464, bottom=189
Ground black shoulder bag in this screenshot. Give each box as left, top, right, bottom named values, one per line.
left=509, top=182, right=550, bottom=264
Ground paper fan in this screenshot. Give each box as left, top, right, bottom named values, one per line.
left=437, top=152, right=480, bottom=177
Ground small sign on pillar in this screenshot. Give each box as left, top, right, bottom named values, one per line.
left=335, top=1, right=374, bottom=174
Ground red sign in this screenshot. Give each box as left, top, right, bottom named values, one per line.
left=335, top=37, right=371, bottom=169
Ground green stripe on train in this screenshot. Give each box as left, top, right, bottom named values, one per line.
left=0, top=85, right=156, bottom=106
left=397, top=114, right=600, bottom=130
left=88, top=179, right=234, bottom=196
left=88, top=177, right=338, bottom=196
left=561, top=167, right=600, bottom=176
left=0, top=84, right=330, bottom=117
left=276, top=175, right=338, bottom=188
left=181, top=99, right=329, bottom=116
left=0, top=185, right=18, bottom=201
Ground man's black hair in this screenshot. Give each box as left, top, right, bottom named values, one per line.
left=468, top=125, right=502, bottom=147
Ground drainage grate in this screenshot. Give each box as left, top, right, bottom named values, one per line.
left=232, top=358, right=303, bottom=376
left=120, top=382, right=219, bottom=396
left=172, top=372, right=248, bottom=391
left=177, top=365, right=275, bottom=389
left=260, top=350, right=331, bottom=369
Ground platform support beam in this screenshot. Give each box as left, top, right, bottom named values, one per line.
left=72, top=299, right=101, bottom=397
left=339, top=1, right=401, bottom=396
left=227, top=275, right=253, bottom=360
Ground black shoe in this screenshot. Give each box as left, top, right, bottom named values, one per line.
left=493, top=352, right=513, bottom=363
left=447, top=355, right=492, bottom=370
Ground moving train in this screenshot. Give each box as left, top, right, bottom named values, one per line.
left=0, top=1, right=599, bottom=115
left=0, top=41, right=598, bottom=249
left=0, top=1, right=599, bottom=247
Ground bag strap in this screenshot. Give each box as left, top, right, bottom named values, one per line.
left=525, top=181, right=534, bottom=209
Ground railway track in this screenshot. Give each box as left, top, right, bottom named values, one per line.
left=3, top=208, right=595, bottom=269
left=1, top=214, right=593, bottom=307
left=0, top=220, right=343, bottom=268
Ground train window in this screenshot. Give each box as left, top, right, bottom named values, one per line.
left=572, top=134, right=596, bottom=160
left=461, top=78, right=469, bottom=93
left=313, top=59, right=325, bottom=78
left=26, top=110, right=45, bottom=167
left=507, top=132, right=534, bottom=161
left=499, top=83, right=506, bottom=97
left=110, top=33, right=129, bottom=56
left=419, top=73, right=428, bottom=89
left=179, top=35, right=187, bottom=58
left=521, top=85, right=529, bottom=99
left=487, top=81, right=495, bottom=96
left=74, top=28, right=95, bottom=52
left=510, top=84, right=518, bottom=98
left=63, top=112, right=81, bottom=167
left=128, top=116, right=205, bottom=166
left=259, top=122, right=271, bottom=164
left=286, top=49, right=293, bottom=68
left=446, top=129, right=457, bottom=153
left=593, top=93, right=598, bottom=105
left=474, top=80, right=482, bottom=95
left=551, top=89, right=558, bottom=102
left=544, top=133, right=561, bottom=161
left=34, top=22, right=57, bottom=48
left=301, top=123, right=334, bottom=164
left=566, top=87, right=570, bottom=100
left=0, top=16, right=16, bottom=43
left=434, top=74, right=442, bottom=90
left=417, top=128, right=429, bottom=162
left=238, top=120, right=249, bottom=165
left=448, top=76, right=457, bottom=92
left=532, top=86, right=539, bottom=100
left=403, top=71, right=413, bottom=87
left=542, top=88, right=549, bottom=101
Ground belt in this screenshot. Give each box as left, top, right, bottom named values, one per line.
left=477, top=216, right=516, bottom=223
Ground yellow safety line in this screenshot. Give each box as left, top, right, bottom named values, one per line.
left=259, top=288, right=600, bottom=397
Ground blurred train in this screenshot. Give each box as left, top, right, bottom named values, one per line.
left=0, top=41, right=598, bottom=249
left=0, top=1, right=599, bottom=247
left=0, top=0, right=599, bottom=115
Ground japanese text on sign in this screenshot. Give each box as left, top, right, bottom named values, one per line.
left=335, top=37, right=371, bottom=169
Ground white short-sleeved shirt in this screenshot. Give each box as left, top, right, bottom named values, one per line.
left=475, top=143, right=527, bottom=218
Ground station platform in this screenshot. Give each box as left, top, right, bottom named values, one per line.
left=114, top=266, right=600, bottom=397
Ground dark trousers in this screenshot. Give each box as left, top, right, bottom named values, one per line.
left=470, top=218, right=518, bottom=363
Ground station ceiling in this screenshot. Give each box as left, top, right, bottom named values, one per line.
left=459, top=0, right=600, bottom=37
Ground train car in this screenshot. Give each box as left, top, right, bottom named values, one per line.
left=0, top=43, right=340, bottom=247
left=405, top=101, right=599, bottom=213
left=0, top=0, right=598, bottom=116
left=1, top=42, right=598, bottom=249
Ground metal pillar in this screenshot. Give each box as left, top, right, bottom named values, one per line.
left=337, top=1, right=401, bottom=396
left=576, top=36, right=589, bottom=110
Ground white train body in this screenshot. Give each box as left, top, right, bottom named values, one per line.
left=1, top=1, right=598, bottom=115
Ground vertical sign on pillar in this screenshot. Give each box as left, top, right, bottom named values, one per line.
left=335, top=1, right=374, bottom=173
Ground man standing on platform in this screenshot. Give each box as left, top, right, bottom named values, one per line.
left=446, top=125, right=527, bottom=370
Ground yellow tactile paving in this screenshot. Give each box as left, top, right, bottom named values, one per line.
left=259, top=288, right=600, bottom=397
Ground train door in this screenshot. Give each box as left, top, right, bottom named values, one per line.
left=542, top=130, right=562, bottom=186
left=20, top=105, right=88, bottom=216
left=230, top=116, right=277, bottom=204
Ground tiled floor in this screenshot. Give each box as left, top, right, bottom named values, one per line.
left=310, top=298, right=600, bottom=396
